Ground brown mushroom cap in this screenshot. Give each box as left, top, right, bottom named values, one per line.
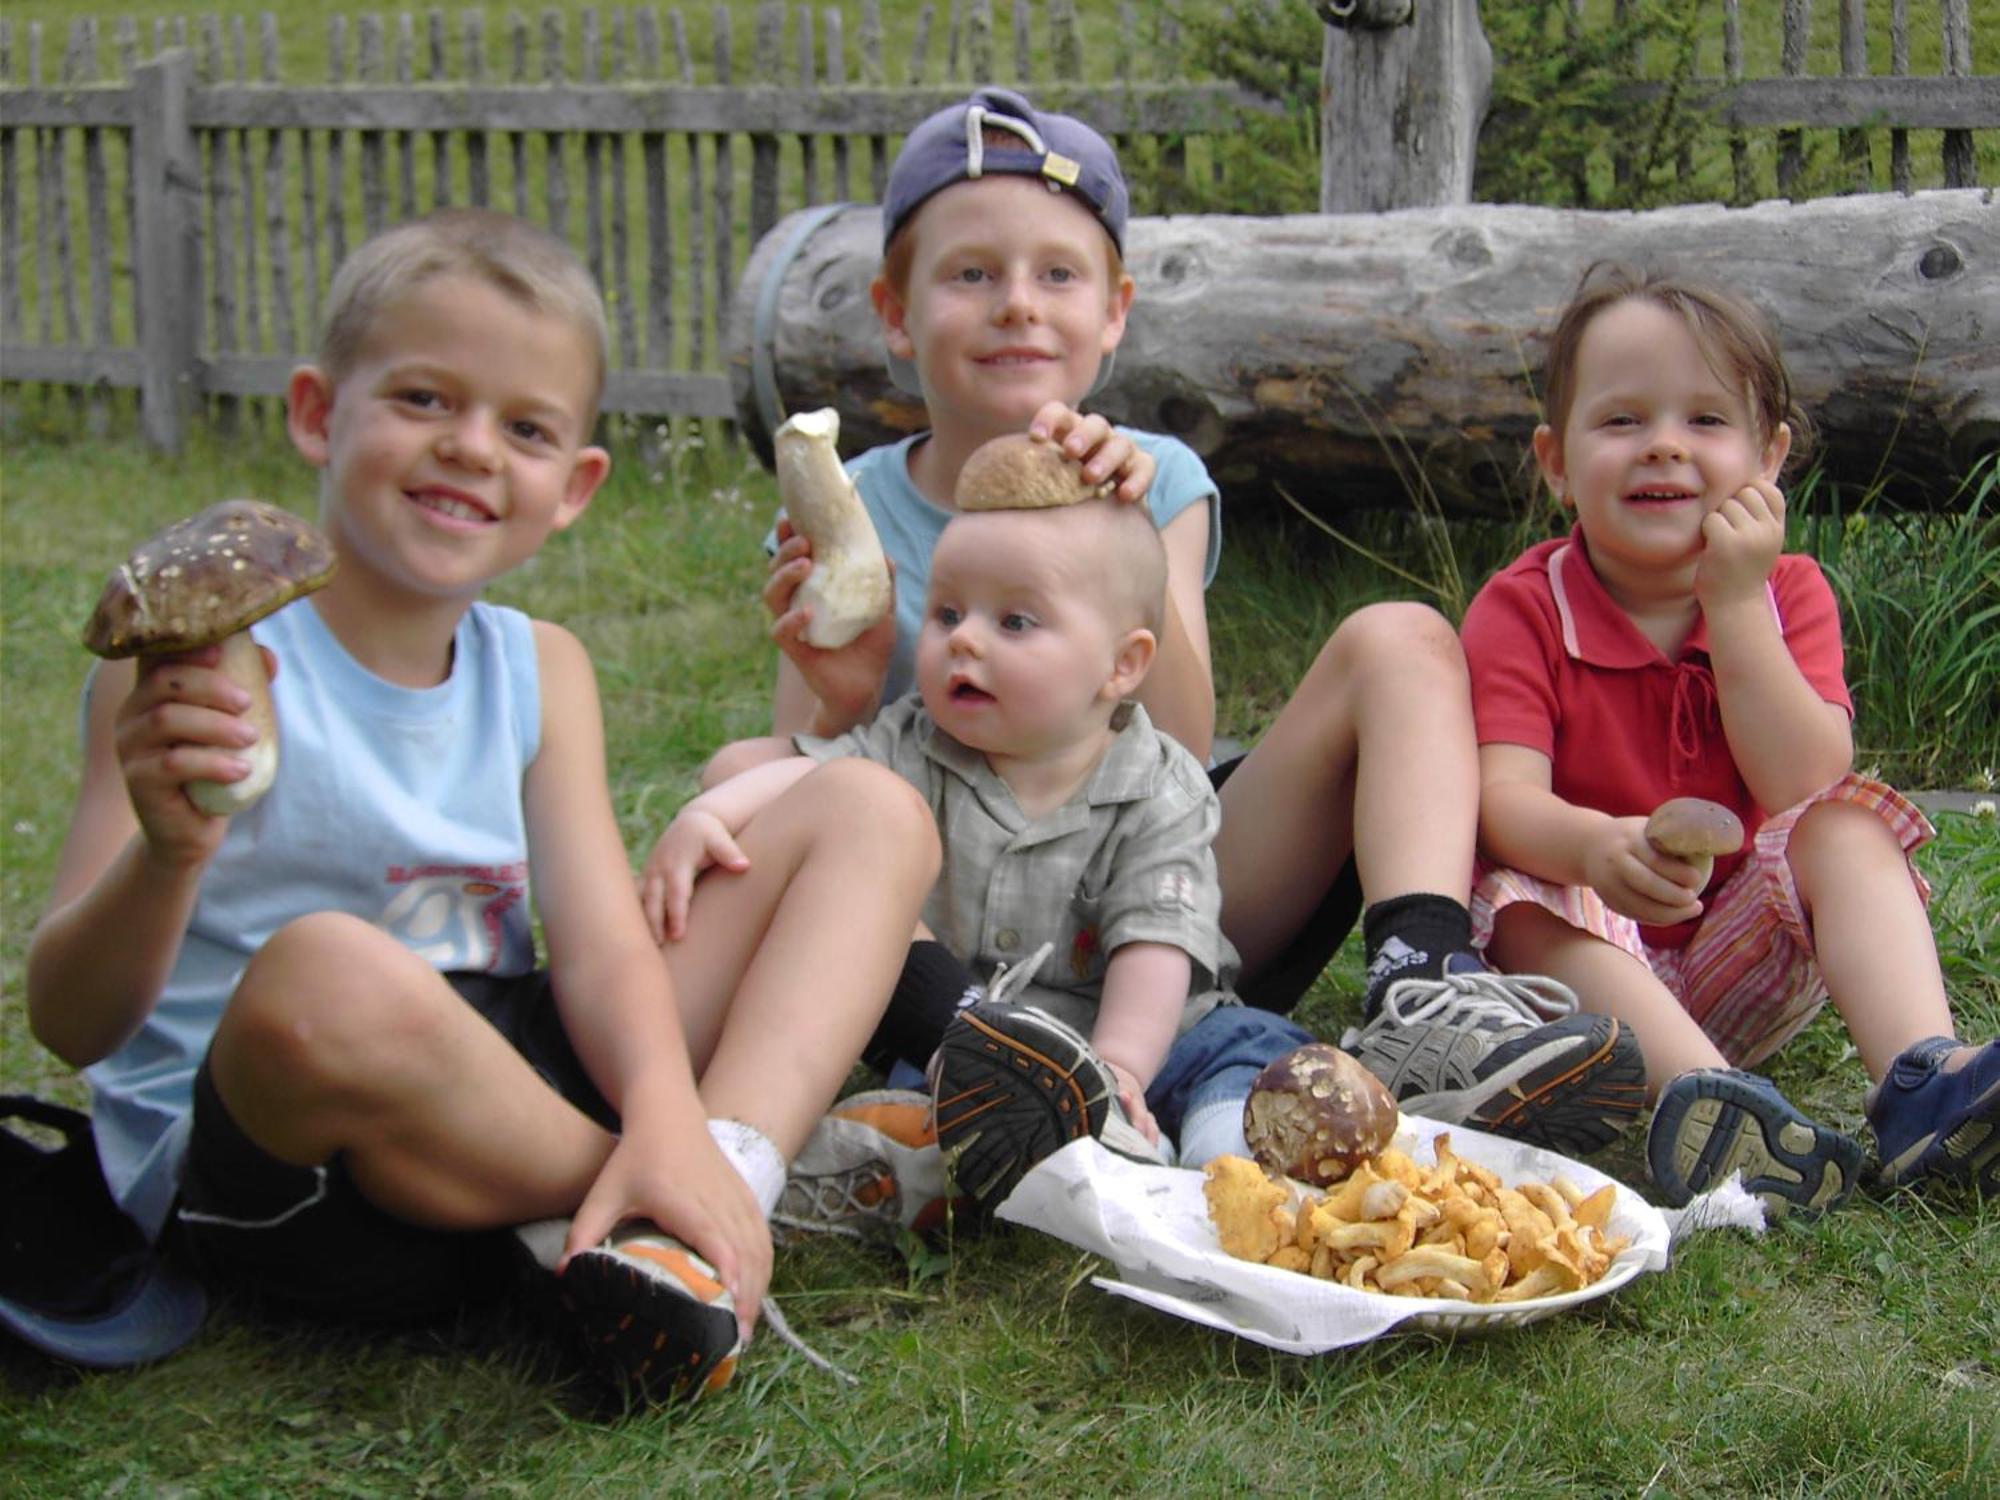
left=1242, top=1043, right=1400, bottom=1187
left=83, top=500, right=337, bottom=658
left=954, top=432, right=1114, bottom=512
left=1644, top=797, right=1746, bottom=858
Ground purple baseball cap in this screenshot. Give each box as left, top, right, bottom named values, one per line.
left=880, top=88, right=1128, bottom=397
left=882, top=87, right=1129, bottom=254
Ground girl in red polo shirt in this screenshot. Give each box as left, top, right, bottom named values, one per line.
left=1461, top=265, right=1996, bottom=1216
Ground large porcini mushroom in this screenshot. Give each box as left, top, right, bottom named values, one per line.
left=1242, top=1043, right=1400, bottom=1187
left=1644, top=796, right=1745, bottom=890
left=83, top=499, right=337, bottom=817
left=773, top=407, right=892, bottom=649
left=954, top=432, right=1113, bottom=512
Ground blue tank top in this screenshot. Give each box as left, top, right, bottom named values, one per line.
left=85, top=598, right=543, bottom=1238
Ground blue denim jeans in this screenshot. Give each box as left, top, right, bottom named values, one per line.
left=1145, top=1004, right=1314, bottom=1140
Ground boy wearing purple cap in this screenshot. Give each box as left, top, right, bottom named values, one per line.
left=743, top=89, right=1643, bottom=1236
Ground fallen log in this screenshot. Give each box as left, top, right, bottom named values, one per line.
left=727, top=190, right=1998, bottom=514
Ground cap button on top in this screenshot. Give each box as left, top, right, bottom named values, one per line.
left=996, top=929, right=1019, bottom=952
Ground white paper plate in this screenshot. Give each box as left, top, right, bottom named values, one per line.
left=995, top=1114, right=1672, bottom=1353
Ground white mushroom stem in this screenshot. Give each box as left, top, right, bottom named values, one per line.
left=775, top=408, right=892, bottom=649
left=186, top=631, right=277, bottom=817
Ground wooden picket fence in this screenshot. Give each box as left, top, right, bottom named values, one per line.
left=0, top=0, right=1252, bottom=447
left=0, top=0, right=1993, bottom=448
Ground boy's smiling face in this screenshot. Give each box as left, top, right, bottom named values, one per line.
left=875, top=175, right=1134, bottom=441
left=287, top=273, right=609, bottom=606
left=1536, top=297, right=1789, bottom=600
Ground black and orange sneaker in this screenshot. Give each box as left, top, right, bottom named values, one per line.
left=932, top=1001, right=1164, bottom=1210
left=520, top=1219, right=743, bottom=1405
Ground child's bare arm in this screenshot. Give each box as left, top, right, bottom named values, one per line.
left=1139, top=508, right=1217, bottom=760
left=27, top=652, right=253, bottom=1065
left=640, top=754, right=819, bottom=943
left=524, top=622, right=771, bottom=1328
left=1698, top=482, right=1852, bottom=808
left=1093, top=941, right=1189, bottom=1143
left=1479, top=743, right=1705, bottom=928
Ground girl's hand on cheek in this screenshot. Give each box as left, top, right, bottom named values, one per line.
left=1696, top=480, right=1785, bottom=610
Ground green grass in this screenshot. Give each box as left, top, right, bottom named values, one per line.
left=3, top=413, right=1997, bottom=1493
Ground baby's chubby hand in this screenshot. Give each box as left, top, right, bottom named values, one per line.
left=639, top=803, right=750, bottom=944
left=1104, top=1060, right=1161, bottom=1145
left=1696, top=479, right=1785, bottom=610
left=1029, top=402, right=1155, bottom=505
left=114, top=646, right=275, bottom=866
left=1582, top=814, right=1706, bottom=928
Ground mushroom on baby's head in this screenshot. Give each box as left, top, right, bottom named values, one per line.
left=954, top=432, right=1114, bottom=512
left=83, top=499, right=337, bottom=660
left=84, top=499, right=336, bottom=818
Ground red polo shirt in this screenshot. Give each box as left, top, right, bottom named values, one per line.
left=1463, top=528, right=1851, bottom=947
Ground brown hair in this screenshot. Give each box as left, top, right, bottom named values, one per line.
left=317, top=208, right=609, bottom=417
left=1541, top=263, right=1812, bottom=464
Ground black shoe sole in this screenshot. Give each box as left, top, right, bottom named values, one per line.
left=1468, top=1014, right=1648, bottom=1157
left=558, top=1247, right=741, bottom=1406
left=933, top=1004, right=1111, bottom=1208
left=1649, top=1072, right=1864, bottom=1216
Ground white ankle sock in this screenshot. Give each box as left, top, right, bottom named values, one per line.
left=1176, top=1097, right=1250, bottom=1170
left=709, top=1118, right=786, bottom=1218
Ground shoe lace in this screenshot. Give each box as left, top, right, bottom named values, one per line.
left=771, top=1161, right=891, bottom=1241
left=1375, top=968, right=1581, bottom=1032
left=984, top=941, right=1055, bottom=1008
left=761, top=1296, right=859, bottom=1386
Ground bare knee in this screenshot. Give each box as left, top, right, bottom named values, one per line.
left=217, top=913, right=453, bottom=1096
left=1329, top=601, right=1463, bottom=674
left=799, top=759, right=941, bottom=879
left=1786, top=797, right=1901, bottom=895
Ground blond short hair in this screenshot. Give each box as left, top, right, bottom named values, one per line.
left=317, top=208, right=609, bottom=417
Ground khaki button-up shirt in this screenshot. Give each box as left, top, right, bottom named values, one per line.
left=798, top=695, right=1240, bottom=1038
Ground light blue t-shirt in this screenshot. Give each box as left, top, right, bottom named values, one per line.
left=84, top=598, right=543, bottom=1239
left=773, top=428, right=1222, bottom=706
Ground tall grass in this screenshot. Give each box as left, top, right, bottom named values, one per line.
left=1802, top=459, right=2000, bottom=790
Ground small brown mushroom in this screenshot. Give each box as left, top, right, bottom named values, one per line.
left=1242, top=1043, right=1400, bottom=1187
left=83, top=500, right=337, bottom=816
left=954, top=432, right=1114, bottom=512
left=1644, top=796, right=1745, bottom=890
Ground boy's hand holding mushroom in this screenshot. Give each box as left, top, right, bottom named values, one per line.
left=85, top=500, right=336, bottom=824
left=762, top=409, right=898, bottom=735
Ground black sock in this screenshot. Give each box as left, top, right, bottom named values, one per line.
left=1361, top=894, right=1473, bottom=1017
left=864, top=940, right=983, bottom=1076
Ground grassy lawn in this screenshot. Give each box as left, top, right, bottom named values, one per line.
left=2, top=405, right=1996, bottom=1495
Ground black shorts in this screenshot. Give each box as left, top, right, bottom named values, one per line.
left=172, top=970, right=616, bottom=1325
left=1208, top=754, right=1363, bottom=1016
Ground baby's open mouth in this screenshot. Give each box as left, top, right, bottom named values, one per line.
left=951, top=682, right=995, bottom=704
left=1625, top=488, right=1698, bottom=506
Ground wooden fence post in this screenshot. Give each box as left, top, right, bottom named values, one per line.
left=1317, top=0, right=1491, bottom=212
left=132, top=48, right=198, bottom=451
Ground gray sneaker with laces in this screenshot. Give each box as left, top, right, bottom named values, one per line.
left=1341, top=957, right=1645, bottom=1156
